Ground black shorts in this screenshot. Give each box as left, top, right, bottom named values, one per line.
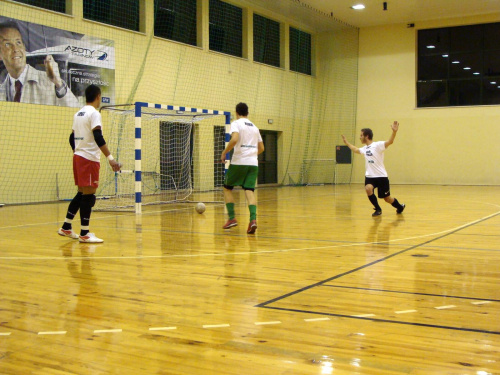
left=365, top=177, right=390, bottom=198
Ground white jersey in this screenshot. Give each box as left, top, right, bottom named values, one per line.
left=72, top=105, right=103, bottom=162
left=229, top=118, right=263, bottom=166
left=359, top=141, right=388, bottom=177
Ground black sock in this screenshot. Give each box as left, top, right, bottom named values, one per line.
left=62, top=192, right=83, bottom=230
left=368, top=194, right=381, bottom=211
left=391, top=198, right=403, bottom=210
left=80, top=194, right=95, bottom=236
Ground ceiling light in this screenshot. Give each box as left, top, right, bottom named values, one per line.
left=491, top=82, right=497, bottom=84
left=442, top=54, right=449, bottom=57
left=427, top=45, right=435, bottom=49
left=464, top=67, right=471, bottom=70
left=473, top=72, right=480, bottom=75
left=452, top=61, right=460, bottom=64
left=351, top=4, right=365, bottom=10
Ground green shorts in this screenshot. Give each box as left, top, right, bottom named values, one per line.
left=224, top=164, right=259, bottom=190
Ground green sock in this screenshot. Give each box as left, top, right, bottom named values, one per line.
left=249, top=205, right=257, bottom=221
left=226, top=203, right=235, bottom=220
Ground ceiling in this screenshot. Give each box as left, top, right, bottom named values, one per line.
left=299, top=0, right=500, bottom=28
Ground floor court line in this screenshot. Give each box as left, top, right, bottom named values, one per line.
left=1, top=211, right=499, bottom=262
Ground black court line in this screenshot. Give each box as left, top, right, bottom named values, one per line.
left=256, top=213, right=500, bottom=334
left=260, top=305, right=500, bottom=335
left=256, top=212, right=499, bottom=307
left=321, top=285, right=500, bottom=302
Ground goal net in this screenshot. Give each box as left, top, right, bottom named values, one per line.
left=301, top=159, right=337, bottom=185
left=94, top=103, right=230, bottom=213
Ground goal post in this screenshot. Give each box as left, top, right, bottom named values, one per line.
left=95, top=102, right=231, bottom=213
left=301, top=159, right=337, bottom=185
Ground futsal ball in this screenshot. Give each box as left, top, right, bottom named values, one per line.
left=195, top=202, right=206, bottom=214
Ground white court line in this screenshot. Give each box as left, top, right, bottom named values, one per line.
left=434, top=305, right=456, bottom=310
left=352, top=314, right=375, bottom=318
left=203, top=324, right=230, bottom=329
left=304, top=317, right=330, bottom=322
left=1, top=205, right=499, bottom=262
left=149, top=327, right=177, bottom=331
left=38, top=331, right=67, bottom=335
left=255, top=321, right=281, bottom=326
left=0, top=332, right=12, bottom=336
left=471, top=301, right=492, bottom=305
left=395, top=310, right=418, bottom=314
left=93, top=329, right=122, bottom=333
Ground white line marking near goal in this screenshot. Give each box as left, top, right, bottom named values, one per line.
left=254, top=321, right=281, bottom=326
left=304, top=317, right=330, bottom=322
left=1, top=202, right=500, bottom=262
left=149, top=327, right=177, bottom=331
left=203, top=324, right=230, bottom=329
left=38, top=331, right=67, bottom=335
left=471, top=301, right=492, bottom=305
left=93, top=329, right=122, bottom=333
left=395, top=310, right=418, bottom=314
left=0, top=332, right=12, bottom=336
left=434, top=305, right=456, bottom=310
left=352, top=314, right=375, bottom=318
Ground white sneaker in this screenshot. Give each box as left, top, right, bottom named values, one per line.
left=78, top=233, right=104, bottom=243
left=58, top=228, right=79, bottom=239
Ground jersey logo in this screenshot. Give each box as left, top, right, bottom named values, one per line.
left=244, top=122, right=253, bottom=126
left=366, top=150, right=373, bottom=156
left=77, top=112, right=85, bottom=116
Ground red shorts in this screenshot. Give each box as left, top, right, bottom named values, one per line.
left=73, top=154, right=100, bottom=188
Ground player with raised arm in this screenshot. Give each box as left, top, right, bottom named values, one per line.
left=221, top=103, right=265, bottom=234
left=58, top=84, right=120, bottom=243
left=342, top=121, right=405, bottom=217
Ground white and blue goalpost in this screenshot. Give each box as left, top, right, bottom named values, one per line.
left=96, top=102, right=231, bottom=213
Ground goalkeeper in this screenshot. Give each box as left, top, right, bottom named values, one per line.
left=58, top=85, right=120, bottom=243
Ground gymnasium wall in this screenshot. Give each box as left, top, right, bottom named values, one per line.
left=355, top=13, right=500, bottom=185
left=0, top=0, right=358, bottom=204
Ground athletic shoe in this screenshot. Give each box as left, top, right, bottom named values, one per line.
left=79, top=233, right=104, bottom=243
left=247, top=220, right=257, bottom=234
left=58, top=228, right=79, bottom=239
left=397, top=204, right=406, bottom=214
left=372, top=209, right=382, bottom=217
left=222, top=219, right=238, bottom=229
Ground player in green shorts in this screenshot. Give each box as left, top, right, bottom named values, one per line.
left=220, top=103, right=264, bottom=234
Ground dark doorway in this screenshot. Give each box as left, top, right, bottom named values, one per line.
left=258, top=130, right=278, bottom=184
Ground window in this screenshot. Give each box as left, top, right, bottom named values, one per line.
left=154, top=0, right=197, bottom=46
left=290, top=27, right=311, bottom=75
left=253, top=14, right=280, bottom=68
left=209, top=0, right=242, bottom=58
left=12, top=0, right=66, bottom=13
left=417, top=22, right=500, bottom=107
left=84, top=0, right=140, bottom=32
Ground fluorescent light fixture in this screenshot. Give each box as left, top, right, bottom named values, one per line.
left=442, top=54, right=449, bottom=57
left=473, top=72, right=480, bottom=75
left=491, top=82, right=497, bottom=84
left=464, top=67, right=471, bottom=70
left=427, top=45, right=435, bottom=49
left=351, top=4, right=365, bottom=10
left=452, top=61, right=460, bottom=64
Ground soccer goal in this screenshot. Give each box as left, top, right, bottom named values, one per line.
left=94, top=102, right=231, bottom=213
left=301, top=159, right=337, bottom=185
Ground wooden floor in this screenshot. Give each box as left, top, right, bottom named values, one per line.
left=0, top=184, right=499, bottom=375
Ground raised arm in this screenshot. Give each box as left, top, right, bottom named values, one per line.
left=384, top=121, right=399, bottom=148
left=341, top=134, right=361, bottom=154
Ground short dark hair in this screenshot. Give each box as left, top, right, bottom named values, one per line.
left=0, top=21, right=23, bottom=39
left=235, top=102, right=248, bottom=116
left=85, top=84, right=101, bottom=103
left=361, top=128, right=373, bottom=140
